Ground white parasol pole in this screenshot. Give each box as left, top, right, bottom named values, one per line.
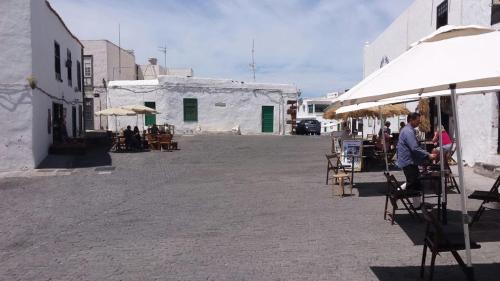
left=437, top=96, right=447, bottom=224
left=450, top=84, right=473, bottom=274
left=379, top=107, right=389, bottom=172
left=115, top=115, right=118, bottom=133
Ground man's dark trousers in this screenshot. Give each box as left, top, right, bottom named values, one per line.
left=403, top=164, right=421, bottom=190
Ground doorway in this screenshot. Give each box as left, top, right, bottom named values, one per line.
left=262, top=106, right=274, bottom=133
left=72, top=106, right=77, bottom=138
left=52, top=103, right=64, bottom=143
left=145, top=101, right=156, bottom=126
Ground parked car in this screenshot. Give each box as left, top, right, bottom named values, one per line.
left=296, top=119, right=321, bottom=135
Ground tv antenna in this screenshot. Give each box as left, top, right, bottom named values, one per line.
left=249, top=39, right=256, bottom=82
left=158, top=44, right=167, bottom=74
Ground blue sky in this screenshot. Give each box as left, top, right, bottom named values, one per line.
left=50, top=0, right=413, bottom=97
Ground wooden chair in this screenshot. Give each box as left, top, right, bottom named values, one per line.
left=468, top=175, right=500, bottom=226
left=420, top=207, right=481, bottom=281
left=159, top=134, right=174, bottom=152
left=146, top=134, right=160, bottom=150
left=447, top=141, right=457, bottom=165
left=443, top=154, right=460, bottom=193
left=383, top=173, right=421, bottom=224
left=325, top=154, right=352, bottom=196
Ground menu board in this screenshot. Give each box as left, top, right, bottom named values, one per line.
left=341, top=139, right=363, bottom=172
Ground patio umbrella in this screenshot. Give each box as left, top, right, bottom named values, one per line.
left=336, top=25, right=500, bottom=278
left=120, top=104, right=159, bottom=114
left=120, top=104, right=159, bottom=130
left=94, top=107, right=137, bottom=133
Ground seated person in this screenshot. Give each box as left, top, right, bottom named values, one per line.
left=133, top=126, right=142, bottom=148
left=376, top=122, right=392, bottom=152
left=124, top=125, right=139, bottom=150
left=431, top=124, right=452, bottom=155
left=378, top=121, right=391, bottom=137
left=151, top=124, right=159, bottom=135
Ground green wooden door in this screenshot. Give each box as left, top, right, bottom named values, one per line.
left=144, top=102, right=156, bottom=126
left=262, top=106, right=274, bottom=133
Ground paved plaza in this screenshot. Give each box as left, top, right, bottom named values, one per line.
left=0, top=135, right=499, bottom=280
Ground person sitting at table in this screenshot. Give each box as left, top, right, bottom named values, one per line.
left=431, top=124, right=452, bottom=155
left=376, top=121, right=391, bottom=151
left=378, top=121, right=391, bottom=137
left=151, top=124, right=159, bottom=135
left=397, top=112, right=437, bottom=208
left=124, top=125, right=139, bottom=150
left=133, top=126, right=142, bottom=148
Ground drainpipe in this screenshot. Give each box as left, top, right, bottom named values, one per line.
left=81, top=47, right=85, bottom=133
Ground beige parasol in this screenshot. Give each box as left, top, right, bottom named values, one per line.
left=94, top=107, right=136, bottom=133
left=323, top=104, right=409, bottom=120
left=120, top=104, right=159, bottom=114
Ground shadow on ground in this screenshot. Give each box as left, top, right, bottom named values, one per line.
left=371, top=263, right=500, bottom=281
left=395, top=208, right=500, bottom=246
left=356, top=181, right=387, bottom=197
left=38, top=145, right=113, bottom=169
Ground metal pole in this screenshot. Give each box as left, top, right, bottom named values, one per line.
left=118, top=24, right=121, bottom=80
left=450, top=84, right=473, bottom=277
left=437, top=96, right=447, bottom=224
left=379, top=107, right=389, bottom=172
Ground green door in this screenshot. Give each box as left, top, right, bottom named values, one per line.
left=262, top=106, right=274, bottom=133
left=144, top=102, right=156, bottom=126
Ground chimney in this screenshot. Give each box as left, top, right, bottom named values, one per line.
left=148, top=58, right=158, bottom=65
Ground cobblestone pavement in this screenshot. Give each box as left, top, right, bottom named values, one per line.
left=0, top=135, right=499, bottom=281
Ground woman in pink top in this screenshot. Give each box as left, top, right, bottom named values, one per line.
left=431, top=124, right=452, bottom=154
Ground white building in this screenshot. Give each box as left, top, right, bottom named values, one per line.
left=364, top=0, right=500, bottom=166
left=82, top=40, right=137, bottom=130
left=0, top=0, right=84, bottom=171
left=107, top=76, right=299, bottom=135
left=297, top=93, right=339, bottom=134
left=138, top=58, right=193, bottom=80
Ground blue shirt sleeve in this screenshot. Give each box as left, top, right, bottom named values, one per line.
left=406, top=130, right=429, bottom=162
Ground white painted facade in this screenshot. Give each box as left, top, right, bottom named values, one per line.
left=297, top=95, right=339, bottom=134
left=138, top=58, right=193, bottom=80
left=0, top=0, right=84, bottom=171
left=82, top=40, right=137, bottom=130
left=107, top=76, right=299, bottom=135
left=364, top=0, right=500, bottom=166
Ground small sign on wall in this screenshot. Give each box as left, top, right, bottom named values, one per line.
left=215, top=102, right=226, bottom=107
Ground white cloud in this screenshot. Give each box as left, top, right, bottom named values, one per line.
left=49, top=0, right=413, bottom=97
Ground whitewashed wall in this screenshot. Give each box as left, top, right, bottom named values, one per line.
left=363, top=0, right=499, bottom=166
left=108, top=77, right=298, bottom=135
left=0, top=0, right=34, bottom=171
left=30, top=0, right=84, bottom=167
left=0, top=0, right=83, bottom=171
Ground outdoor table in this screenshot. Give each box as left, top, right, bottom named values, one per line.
left=420, top=169, right=453, bottom=224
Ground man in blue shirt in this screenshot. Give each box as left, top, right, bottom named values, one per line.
left=397, top=113, right=436, bottom=206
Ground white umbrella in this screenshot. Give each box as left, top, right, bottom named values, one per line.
left=338, top=25, right=500, bottom=105
left=338, top=25, right=500, bottom=277
left=120, top=104, right=160, bottom=130
left=94, top=107, right=136, bottom=133
left=120, top=104, right=159, bottom=114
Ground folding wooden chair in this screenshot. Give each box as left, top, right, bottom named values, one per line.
left=383, top=173, right=422, bottom=224
left=159, top=134, right=173, bottom=152
left=325, top=154, right=352, bottom=196
left=447, top=141, right=457, bottom=165
left=420, top=207, right=481, bottom=281
left=468, top=175, right=500, bottom=226
left=146, top=134, right=160, bottom=150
